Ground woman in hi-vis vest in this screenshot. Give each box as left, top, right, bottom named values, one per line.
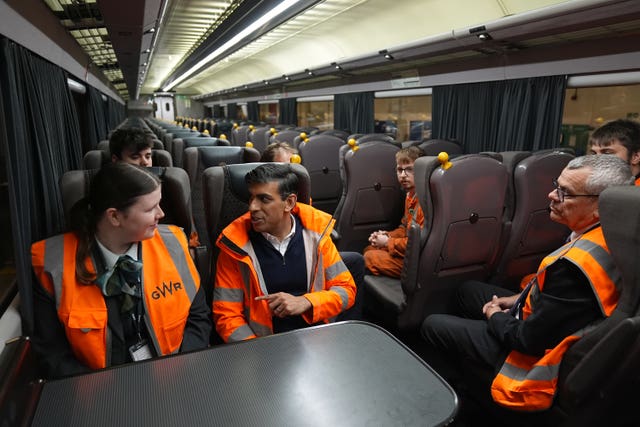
left=32, top=163, right=211, bottom=379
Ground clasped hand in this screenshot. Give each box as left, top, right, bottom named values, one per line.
left=255, top=292, right=312, bottom=318
left=368, top=230, right=389, bottom=249
left=482, top=293, right=520, bottom=319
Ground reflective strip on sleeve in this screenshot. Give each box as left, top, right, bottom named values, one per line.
left=329, top=285, right=350, bottom=311
left=228, top=324, right=256, bottom=342
left=214, top=287, right=244, bottom=302
left=325, top=260, right=348, bottom=281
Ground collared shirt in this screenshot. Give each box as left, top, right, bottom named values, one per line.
left=95, top=239, right=139, bottom=271
left=261, top=214, right=296, bottom=257
left=568, top=221, right=600, bottom=242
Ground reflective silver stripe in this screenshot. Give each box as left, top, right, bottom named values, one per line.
left=312, top=252, right=324, bottom=292
left=214, top=287, right=244, bottom=302
left=249, top=320, right=272, bottom=337
left=499, top=361, right=559, bottom=382
left=144, top=315, right=163, bottom=354
left=228, top=324, right=256, bottom=342
left=157, top=225, right=198, bottom=301
left=325, top=260, right=348, bottom=281
left=569, top=239, right=621, bottom=289
left=43, top=235, right=65, bottom=310
left=329, top=285, right=350, bottom=310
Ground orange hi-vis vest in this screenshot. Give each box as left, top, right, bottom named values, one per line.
left=213, top=203, right=356, bottom=342
left=31, top=225, right=200, bottom=370
left=635, top=176, right=640, bottom=186
left=491, top=226, right=620, bottom=411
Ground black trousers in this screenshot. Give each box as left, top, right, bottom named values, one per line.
left=420, top=281, right=515, bottom=380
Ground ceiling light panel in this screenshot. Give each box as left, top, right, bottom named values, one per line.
left=142, top=0, right=244, bottom=94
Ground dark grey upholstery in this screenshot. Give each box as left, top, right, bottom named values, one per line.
left=415, top=139, right=464, bottom=156
left=364, top=155, right=509, bottom=330
left=299, top=134, right=345, bottom=215
left=172, top=136, right=228, bottom=168
left=356, top=134, right=396, bottom=144
left=184, top=146, right=260, bottom=249
left=270, top=129, right=300, bottom=145
left=82, top=149, right=173, bottom=169
left=96, top=138, right=164, bottom=153
left=231, top=125, right=251, bottom=147
left=491, top=150, right=573, bottom=289
left=320, top=129, right=349, bottom=141
left=248, top=126, right=271, bottom=153
left=165, top=130, right=199, bottom=157
left=333, top=140, right=404, bottom=252
left=61, top=166, right=194, bottom=237
left=0, top=337, right=42, bottom=425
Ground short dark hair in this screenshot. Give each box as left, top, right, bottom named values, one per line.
left=396, top=146, right=425, bottom=163
left=109, top=128, right=153, bottom=158
left=260, top=141, right=296, bottom=162
left=590, top=119, right=640, bottom=160
left=245, top=163, right=298, bottom=200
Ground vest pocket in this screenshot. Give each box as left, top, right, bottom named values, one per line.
left=63, top=309, right=108, bottom=369
left=160, top=314, right=188, bottom=353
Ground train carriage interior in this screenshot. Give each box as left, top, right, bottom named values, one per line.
left=1, top=0, right=640, bottom=425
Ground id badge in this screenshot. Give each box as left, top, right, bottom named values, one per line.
left=129, top=339, right=152, bottom=362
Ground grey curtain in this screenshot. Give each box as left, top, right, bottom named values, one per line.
left=87, top=85, right=109, bottom=149
left=0, top=37, right=83, bottom=333
left=247, top=101, right=259, bottom=122
left=278, top=98, right=297, bottom=125
left=432, top=76, right=567, bottom=153
left=334, top=92, right=374, bottom=134
left=227, top=103, right=238, bottom=120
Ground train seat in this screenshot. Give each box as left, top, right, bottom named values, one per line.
left=333, top=140, right=404, bottom=252
left=490, top=150, right=573, bottom=289
left=414, top=139, right=464, bottom=156
left=270, top=129, right=300, bottom=145
left=184, top=146, right=260, bottom=249
left=248, top=126, right=271, bottom=153
left=164, top=129, right=199, bottom=157
left=320, top=129, right=349, bottom=141
left=231, top=125, right=251, bottom=146
left=364, top=154, right=509, bottom=331
left=355, top=133, right=396, bottom=144
left=0, top=337, right=42, bottom=425
left=298, top=134, right=346, bottom=215
left=60, top=166, right=194, bottom=240
left=82, top=149, right=173, bottom=169
left=172, top=136, right=229, bottom=168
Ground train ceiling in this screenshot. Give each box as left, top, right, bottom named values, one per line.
left=41, top=0, right=640, bottom=102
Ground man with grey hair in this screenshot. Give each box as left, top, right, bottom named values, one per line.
left=421, top=155, right=633, bottom=412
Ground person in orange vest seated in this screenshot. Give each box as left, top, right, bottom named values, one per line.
left=588, top=118, right=640, bottom=186
left=363, top=146, right=425, bottom=278
left=31, top=163, right=211, bottom=379
left=213, top=163, right=357, bottom=342
left=421, top=155, right=633, bottom=412
left=109, top=128, right=154, bottom=167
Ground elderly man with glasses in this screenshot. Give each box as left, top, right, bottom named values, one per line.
left=421, top=155, right=633, bottom=413
left=363, top=146, right=425, bottom=278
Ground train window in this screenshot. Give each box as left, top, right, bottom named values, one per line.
left=561, top=84, right=640, bottom=155
left=374, top=95, right=432, bottom=142
left=297, top=101, right=334, bottom=131
left=260, top=103, right=279, bottom=125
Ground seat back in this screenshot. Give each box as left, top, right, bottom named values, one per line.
left=399, top=154, right=508, bottom=328
left=334, top=140, right=404, bottom=252
left=82, top=149, right=173, bottom=169
left=299, top=134, right=345, bottom=215
left=61, top=167, right=194, bottom=236
left=248, top=126, right=271, bottom=153
left=492, top=150, right=573, bottom=289
left=320, top=129, right=349, bottom=141
left=356, top=133, right=396, bottom=144
left=232, top=125, right=251, bottom=146
left=172, top=137, right=228, bottom=168
left=184, top=146, right=260, bottom=248
left=415, top=139, right=464, bottom=156
left=271, top=129, right=300, bottom=145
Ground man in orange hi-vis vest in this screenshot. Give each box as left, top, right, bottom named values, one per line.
left=421, top=155, right=633, bottom=412
left=589, top=118, right=640, bottom=186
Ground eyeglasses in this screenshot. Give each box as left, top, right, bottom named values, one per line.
left=396, top=166, right=414, bottom=176
left=552, top=179, right=599, bottom=203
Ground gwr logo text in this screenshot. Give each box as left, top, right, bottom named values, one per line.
left=152, top=281, right=182, bottom=299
